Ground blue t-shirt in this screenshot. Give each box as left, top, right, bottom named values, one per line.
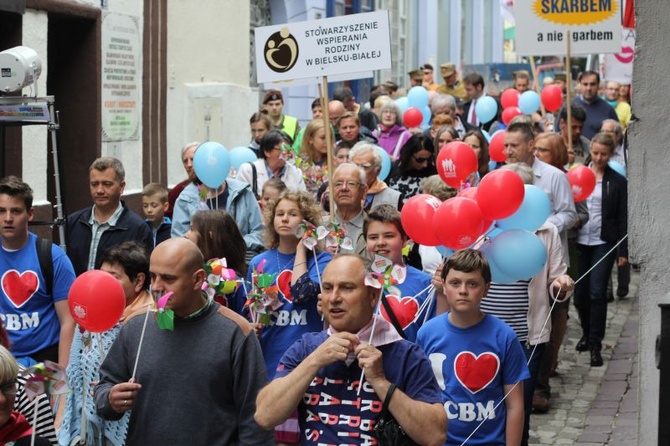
left=416, top=313, right=530, bottom=446
left=0, top=233, right=76, bottom=358
left=276, top=331, right=443, bottom=445
left=384, top=265, right=434, bottom=342
left=240, top=248, right=331, bottom=377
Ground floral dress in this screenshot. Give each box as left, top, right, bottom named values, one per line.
left=297, top=156, right=328, bottom=197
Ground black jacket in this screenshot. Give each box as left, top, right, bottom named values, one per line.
left=599, top=166, right=628, bottom=258
left=65, top=203, right=154, bottom=276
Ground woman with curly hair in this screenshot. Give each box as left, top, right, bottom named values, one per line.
left=240, top=190, right=331, bottom=446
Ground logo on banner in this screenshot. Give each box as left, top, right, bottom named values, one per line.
left=264, top=27, right=299, bottom=73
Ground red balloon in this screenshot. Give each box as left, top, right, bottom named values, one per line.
left=457, top=186, right=479, bottom=200
left=68, top=270, right=126, bottom=332
left=403, top=107, right=423, bottom=128
left=433, top=197, right=486, bottom=250
left=500, top=89, right=520, bottom=109
left=501, top=107, right=522, bottom=125
left=541, top=85, right=563, bottom=112
left=489, top=131, right=507, bottom=162
left=566, top=165, right=596, bottom=202
left=476, top=169, right=525, bottom=220
left=436, top=142, right=478, bottom=188
left=401, top=194, right=443, bottom=246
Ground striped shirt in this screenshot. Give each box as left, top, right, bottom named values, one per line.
left=481, top=280, right=531, bottom=343
left=16, top=370, right=58, bottom=445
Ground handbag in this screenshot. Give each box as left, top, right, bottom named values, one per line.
left=374, top=383, right=418, bottom=446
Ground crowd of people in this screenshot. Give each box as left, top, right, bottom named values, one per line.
left=0, top=61, right=631, bottom=445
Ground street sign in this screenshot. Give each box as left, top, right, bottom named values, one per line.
left=254, top=10, right=392, bottom=83
left=515, top=0, right=621, bottom=55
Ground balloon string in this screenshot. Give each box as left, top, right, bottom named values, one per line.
left=357, top=287, right=384, bottom=396
left=460, top=233, right=628, bottom=445
left=131, top=304, right=153, bottom=381
left=30, top=397, right=38, bottom=446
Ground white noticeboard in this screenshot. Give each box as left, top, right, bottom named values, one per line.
left=255, top=10, right=392, bottom=84
left=515, top=0, right=621, bottom=56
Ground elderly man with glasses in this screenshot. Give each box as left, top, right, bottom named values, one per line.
left=330, top=163, right=369, bottom=255
left=348, top=142, right=403, bottom=212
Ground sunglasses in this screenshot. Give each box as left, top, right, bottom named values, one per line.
left=413, top=155, right=433, bottom=163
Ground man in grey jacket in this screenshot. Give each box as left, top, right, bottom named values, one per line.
left=94, top=238, right=272, bottom=445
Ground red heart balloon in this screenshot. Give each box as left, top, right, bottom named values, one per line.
left=501, top=107, right=522, bottom=125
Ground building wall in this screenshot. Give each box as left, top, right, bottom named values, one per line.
left=633, top=2, right=667, bottom=443
left=21, top=10, right=49, bottom=205
left=166, top=0, right=256, bottom=188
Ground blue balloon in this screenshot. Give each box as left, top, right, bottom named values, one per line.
left=488, top=229, right=547, bottom=280
left=608, top=161, right=627, bottom=178
left=475, top=96, right=498, bottom=124
left=193, top=141, right=230, bottom=189
left=375, top=145, right=392, bottom=181
left=481, top=129, right=492, bottom=142
left=518, top=91, right=541, bottom=115
left=480, top=241, right=517, bottom=284
left=436, top=245, right=455, bottom=258
left=396, top=97, right=409, bottom=114
left=496, top=184, right=551, bottom=232
left=229, top=146, right=258, bottom=170
left=421, top=105, right=431, bottom=128
left=407, top=86, right=429, bottom=109
left=488, top=160, right=498, bottom=172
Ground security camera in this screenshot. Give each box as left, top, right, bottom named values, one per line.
left=0, top=46, right=41, bottom=93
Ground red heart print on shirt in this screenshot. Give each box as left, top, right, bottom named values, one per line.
left=380, top=295, right=419, bottom=329
left=276, top=269, right=293, bottom=303
left=454, top=351, right=500, bottom=394
left=2, top=270, right=39, bottom=308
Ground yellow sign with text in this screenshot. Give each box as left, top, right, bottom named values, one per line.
left=533, top=0, right=619, bottom=26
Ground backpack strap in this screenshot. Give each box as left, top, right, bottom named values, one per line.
left=381, top=295, right=407, bottom=339
left=36, top=237, right=53, bottom=296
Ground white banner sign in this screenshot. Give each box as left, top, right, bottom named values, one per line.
left=604, top=28, right=635, bottom=85
left=255, top=10, right=391, bottom=83
left=515, top=0, right=621, bottom=55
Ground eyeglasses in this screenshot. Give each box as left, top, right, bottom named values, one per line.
left=334, top=180, right=363, bottom=189
left=0, top=381, right=17, bottom=396
left=535, top=147, right=551, bottom=153
left=413, top=155, right=433, bottom=163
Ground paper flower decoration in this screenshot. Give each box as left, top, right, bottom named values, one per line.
left=364, top=254, right=407, bottom=293
left=295, top=220, right=319, bottom=251
left=155, top=292, right=174, bottom=331
left=22, top=361, right=70, bottom=401
left=246, top=260, right=283, bottom=325
left=202, top=258, right=240, bottom=305
left=316, top=222, right=354, bottom=251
